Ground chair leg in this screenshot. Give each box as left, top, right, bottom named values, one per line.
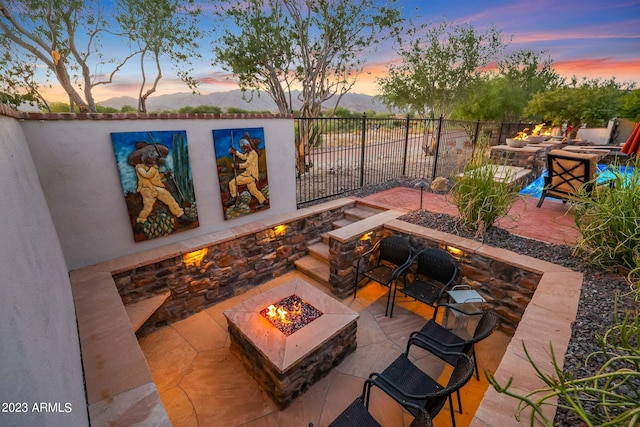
left=536, top=192, right=546, bottom=208
left=457, top=390, right=463, bottom=413
left=472, top=345, right=480, bottom=380
left=448, top=394, right=457, bottom=427
left=387, top=282, right=399, bottom=317
left=385, top=283, right=393, bottom=317
left=354, top=271, right=359, bottom=299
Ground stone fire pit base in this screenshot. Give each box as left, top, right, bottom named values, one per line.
left=224, top=278, right=359, bottom=408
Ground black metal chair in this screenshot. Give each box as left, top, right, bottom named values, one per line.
left=366, top=339, right=474, bottom=427
left=309, top=389, right=433, bottom=427
left=389, top=247, right=458, bottom=318
left=354, top=235, right=413, bottom=316
left=410, top=304, right=499, bottom=381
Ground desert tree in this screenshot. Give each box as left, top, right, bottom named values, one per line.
left=0, top=0, right=141, bottom=112
left=454, top=50, right=563, bottom=121
left=377, top=19, right=507, bottom=119
left=210, top=0, right=403, bottom=173
left=525, top=77, right=629, bottom=139
left=1, top=0, right=204, bottom=112
left=115, top=0, right=203, bottom=112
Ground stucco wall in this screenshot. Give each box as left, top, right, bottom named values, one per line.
left=0, top=113, right=88, bottom=426
left=20, top=114, right=296, bottom=270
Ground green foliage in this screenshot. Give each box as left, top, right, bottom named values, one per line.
left=377, top=19, right=507, bottom=118
left=226, top=107, right=250, bottom=114
left=178, top=105, right=222, bottom=113
left=0, top=38, right=49, bottom=111
left=450, top=145, right=520, bottom=235
left=48, top=102, right=74, bottom=113
left=121, top=105, right=137, bottom=112
left=525, top=78, right=627, bottom=138
left=96, top=105, right=119, bottom=113
left=332, top=106, right=357, bottom=118
left=572, top=159, right=640, bottom=284
left=454, top=50, right=562, bottom=121
left=0, top=0, right=125, bottom=111
left=620, top=89, right=640, bottom=121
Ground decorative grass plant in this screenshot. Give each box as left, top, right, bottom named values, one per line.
left=450, top=147, right=520, bottom=236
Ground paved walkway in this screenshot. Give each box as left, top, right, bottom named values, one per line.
left=359, top=187, right=579, bottom=246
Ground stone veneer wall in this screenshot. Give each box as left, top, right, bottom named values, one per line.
left=405, top=235, right=541, bottom=336
left=228, top=320, right=357, bottom=409
left=489, top=144, right=551, bottom=187
left=113, top=201, right=353, bottom=335
left=328, top=222, right=542, bottom=335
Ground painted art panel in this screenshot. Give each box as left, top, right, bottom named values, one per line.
left=111, top=130, right=199, bottom=242
left=212, top=127, right=269, bottom=219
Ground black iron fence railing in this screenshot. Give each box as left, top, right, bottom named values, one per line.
left=295, top=115, right=533, bottom=206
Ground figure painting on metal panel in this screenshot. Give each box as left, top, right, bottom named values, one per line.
left=111, top=130, right=199, bottom=241
left=213, top=127, right=269, bottom=219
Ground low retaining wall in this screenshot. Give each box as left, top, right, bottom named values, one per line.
left=111, top=198, right=355, bottom=335
left=71, top=197, right=583, bottom=426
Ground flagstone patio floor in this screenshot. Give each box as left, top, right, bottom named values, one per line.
left=139, top=189, right=578, bottom=426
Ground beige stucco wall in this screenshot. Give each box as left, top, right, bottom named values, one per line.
left=0, top=113, right=88, bottom=426
left=20, top=114, right=296, bottom=270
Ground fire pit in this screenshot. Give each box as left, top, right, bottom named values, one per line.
left=224, top=278, right=359, bottom=408
left=260, top=294, right=323, bottom=336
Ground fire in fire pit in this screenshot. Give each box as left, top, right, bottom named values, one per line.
left=260, top=294, right=323, bottom=336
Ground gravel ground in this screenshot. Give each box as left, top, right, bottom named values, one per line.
left=338, top=178, right=635, bottom=426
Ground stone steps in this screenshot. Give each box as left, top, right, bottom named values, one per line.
left=308, top=241, right=330, bottom=261
left=295, top=203, right=390, bottom=287
left=294, top=255, right=330, bottom=285
left=344, top=205, right=386, bottom=221
left=125, top=290, right=171, bottom=332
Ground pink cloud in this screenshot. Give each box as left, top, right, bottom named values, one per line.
left=553, top=57, right=640, bottom=82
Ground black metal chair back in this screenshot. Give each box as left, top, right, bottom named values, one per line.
left=354, top=235, right=413, bottom=315
left=414, top=247, right=458, bottom=286
left=423, top=352, right=475, bottom=420
left=388, top=247, right=458, bottom=317
left=378, top=235, right=413, bottom=267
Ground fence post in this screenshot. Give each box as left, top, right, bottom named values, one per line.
left=359, top=112, right=367, bottom=188
left=472, top=118, right=481, bottom=158
left=497, top=121, right=504, bottom=145
left=402, top=114, right=411, bottom=175
left=432, top=115, right=444, bottom=180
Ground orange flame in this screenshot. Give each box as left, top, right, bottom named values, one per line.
left=265, top=301, right=304, bottom=324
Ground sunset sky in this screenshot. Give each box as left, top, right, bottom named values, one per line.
left=40, top=0, right=640, bottom=103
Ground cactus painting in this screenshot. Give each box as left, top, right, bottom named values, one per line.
left=111, top=130, right=199, bottom=242
left=212, top=127, right=269, bottom=220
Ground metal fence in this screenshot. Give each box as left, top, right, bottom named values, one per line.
left=295, top=115, right=533, bottom=206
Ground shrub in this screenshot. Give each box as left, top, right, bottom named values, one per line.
left=572, top=158, right=640, bottom=286
left=449, top=148, right=521, bottom=236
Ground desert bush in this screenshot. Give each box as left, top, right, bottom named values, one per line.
left=572, top=158, right=640, bottom=289
left=450, top=147, right=520, bottom=236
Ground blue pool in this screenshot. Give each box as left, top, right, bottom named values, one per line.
left=519, top=164, right=636, bottom=199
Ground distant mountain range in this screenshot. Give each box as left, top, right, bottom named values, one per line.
left=99, top=89, right=393, bottom=114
